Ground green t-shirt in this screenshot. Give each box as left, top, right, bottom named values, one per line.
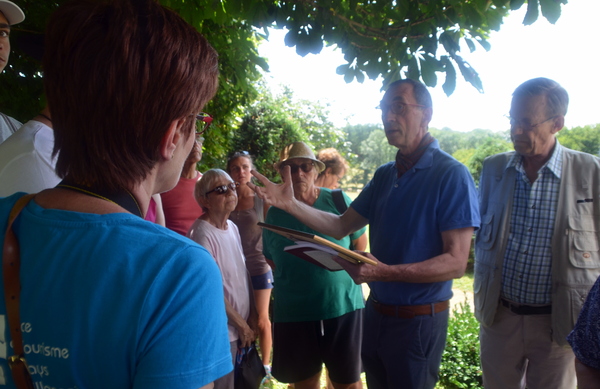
left=263, top=188, right=366, bottom=323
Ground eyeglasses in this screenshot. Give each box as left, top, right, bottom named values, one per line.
left=281, top=162, right=314, bottom=174
left=196, top=112, right=213, bottom=135
left=378, top=101, right=426, bottom=116
left=205, top=182, right=239, bottom=196
left=509, top=115, right=557, bottom=132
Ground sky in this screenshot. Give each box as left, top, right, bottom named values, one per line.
left=258, top=0, right=600, bottom=132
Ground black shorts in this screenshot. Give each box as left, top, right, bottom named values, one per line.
left=272, top=309, right=363, bottom=384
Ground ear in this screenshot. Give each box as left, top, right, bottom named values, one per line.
left=325, top=167, right=333, bottom=175
left=551, top=115, right=565, bottom=135
left=159, top=117, right=189, bottom=161
left=196, top=195, right=209, bottom=211
left=421, top=107, right=433, bottom=128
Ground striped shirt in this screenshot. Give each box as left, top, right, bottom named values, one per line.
left=501, top=141, right=563, bottom=304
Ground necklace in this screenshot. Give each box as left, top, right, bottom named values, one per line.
left=56, top=180, right=143, bottom=218
left=38, top=113, right=52, bottom=122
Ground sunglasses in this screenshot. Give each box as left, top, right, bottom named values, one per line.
left=195, top=112, right=213, bottom=136
left=205, top=182, right=239, bottom=196
left=281, top=162, right=315, bottom=174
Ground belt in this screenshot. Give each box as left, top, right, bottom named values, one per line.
left=370, top=298, right=449, bottom=319
left=500, top=298, right=552, bottom=315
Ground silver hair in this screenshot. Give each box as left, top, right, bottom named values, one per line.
left=194, top=169, right=234, bottom=204
left=513, top=77, right=569, bottom=117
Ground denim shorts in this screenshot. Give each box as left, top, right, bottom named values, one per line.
left=251, top=269, right=274, bottom=290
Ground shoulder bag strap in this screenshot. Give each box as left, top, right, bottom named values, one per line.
left=330, top=189, right=354, bottom=249
left=331, top=189, right=348, bottom=215
left=3, top=194, right=36, bottom=389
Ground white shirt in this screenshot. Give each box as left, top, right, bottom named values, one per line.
left=0, top=120, right=60, bottom=197
left=187, top=219, right=250, bottom=342
left=0, top=113, right=22, bottom=145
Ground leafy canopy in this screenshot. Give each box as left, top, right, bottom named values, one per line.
left=1, top=0, right=566, bottom=166
left=222, top=84, right=349, bottom=181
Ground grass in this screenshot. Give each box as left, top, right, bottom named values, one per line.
left=453, top=267, right=474, bottom=293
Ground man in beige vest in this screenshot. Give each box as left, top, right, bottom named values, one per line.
left=475, top=77, right=600, bottom=388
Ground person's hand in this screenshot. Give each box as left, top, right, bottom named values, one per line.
left=238, top=322, right=256, bottom=348
left=248, top=167, right=295, bottom=211
left=332, top=252, right=387, bottom=284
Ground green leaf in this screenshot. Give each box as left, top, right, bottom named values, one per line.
left=336, top=63, right=350, bottom=76
left=492, top=0, right=509, bottom=6
left=476, top=37, right=492, bottom=51
left=344, top=71, right=355, bottom=83
left=440, top=31, right=460, bottom=54
left=284, top=29, right=297, bottom=47
left=442, top=56, right=457, bottom=96
left=539, top=0, right=562, bottom=24
left=486, top=7, right=506, bottom=31
left=510, top=0, right=526, bottom=10
left=465, top=38, right=476, bottom=53
left=406, top=56, right=420, bottom=80
left=464, top=6, right=484, bottom=30
left=523, top=0, right=539, bottom=25
left=420, top=56, right=438, bottom=87
left=355, top=69, right=365, bottom=83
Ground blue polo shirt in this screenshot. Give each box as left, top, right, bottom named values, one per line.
left=351, top=140, right=480, bottom=305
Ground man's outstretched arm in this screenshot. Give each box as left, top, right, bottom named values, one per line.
left=248, top=167, right=367, bottom=239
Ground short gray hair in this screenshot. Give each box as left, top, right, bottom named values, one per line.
left=513, top=77, right=569, bottom=117
left=194, top=169, right=234, bottom=205
left=386, top=79, right=432, bottom=108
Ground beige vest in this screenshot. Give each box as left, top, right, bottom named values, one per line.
left=474, top=147, right=600, bottom=346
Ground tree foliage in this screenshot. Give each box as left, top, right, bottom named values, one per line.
left=0, top=0, right=568, bottom=171
left=224, top=85, right=348, bottom=182
left=1, top=0, right=267, bottom=163
left=357, top=128, right=396, bottom=183
left=557, top=124, right=600, bottom=156
left=2, top=0, right=568, bottom=121
left=465, top=137, right=512, bottom=184
left=343, top=123, right=382, bottom=189
left=269, top=0, right=566, bottom=95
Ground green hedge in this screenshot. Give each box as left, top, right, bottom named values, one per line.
left=438, top=302, right=483, bottom=389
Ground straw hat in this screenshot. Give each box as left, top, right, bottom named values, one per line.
left=0, top=0, right=24, bottom=25
left=273, top=142, right=325, bottom=173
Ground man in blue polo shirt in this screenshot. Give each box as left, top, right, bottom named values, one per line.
left=250, top=78, right=480, bottom=389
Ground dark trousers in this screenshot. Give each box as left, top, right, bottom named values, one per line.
left=362, top=299, right=449, bottom=389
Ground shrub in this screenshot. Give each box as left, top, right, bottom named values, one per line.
left=438, top=302, right=483, bottom=389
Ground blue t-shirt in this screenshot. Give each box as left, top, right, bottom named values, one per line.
left=352, top=140, right=480, bottom=305
left=0, top=193, right=232, bottom=389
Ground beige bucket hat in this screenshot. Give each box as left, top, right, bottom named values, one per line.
left=273, top=141, right=325, bottom=173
